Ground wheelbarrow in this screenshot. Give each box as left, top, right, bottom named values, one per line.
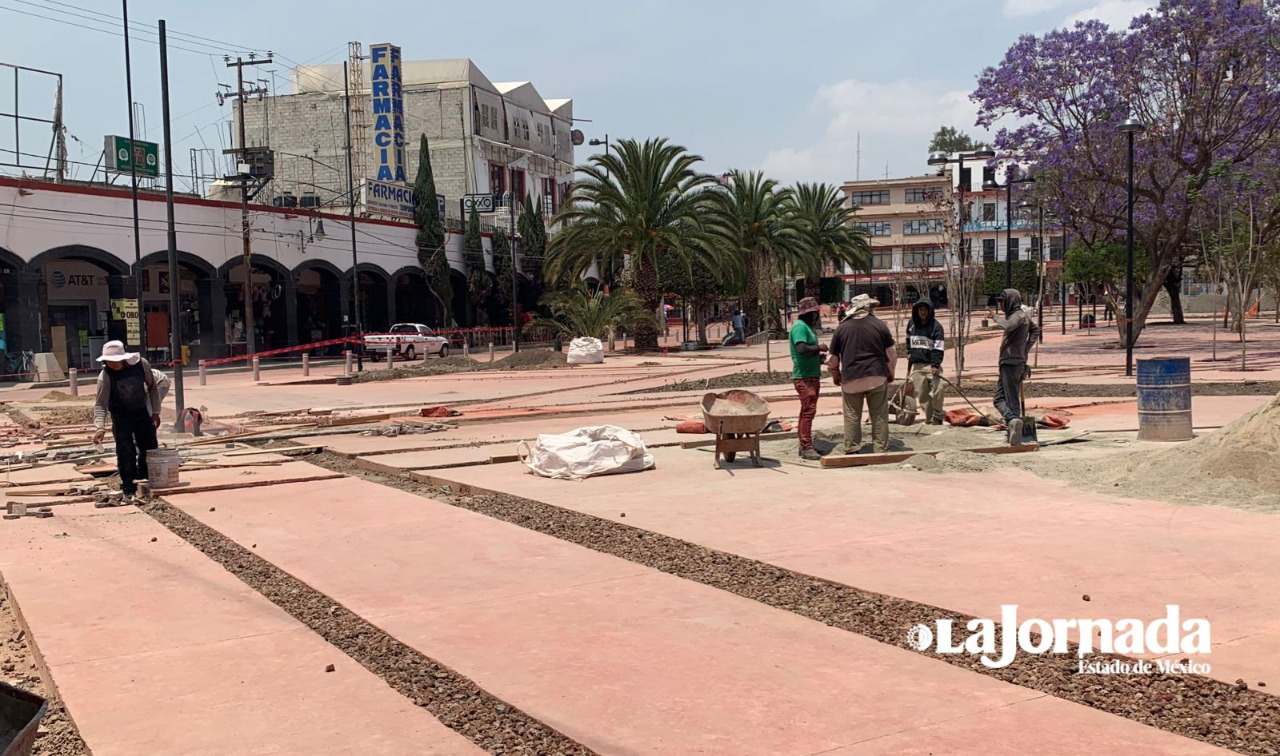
left=1, top=681, right=48, bottom=756
left=701, top=390, right=771, bottom=469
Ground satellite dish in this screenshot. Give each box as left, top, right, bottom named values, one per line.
left=570, top=129, right=585, bottom=146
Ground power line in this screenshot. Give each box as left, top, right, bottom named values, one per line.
left=38, top=0, right=259, bottom=53
left=0, top=3, right=218, bottom=56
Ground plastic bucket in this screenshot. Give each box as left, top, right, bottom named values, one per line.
left=1, top=681, right=48, bottom=756
left=147, top=448, right=181, bottom=489
left=1136, top=357, right=1193, bottom=441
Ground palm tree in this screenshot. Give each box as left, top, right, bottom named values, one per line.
left=790, top=182, right=871, bottom=300
left=718, top=170, right=807, bottom=334
left=526, top=282, right=657, bottom=341
left=547, top=138, right=727, bottom=350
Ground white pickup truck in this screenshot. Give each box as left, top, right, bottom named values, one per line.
left=364, top=323, right=451, bottom=361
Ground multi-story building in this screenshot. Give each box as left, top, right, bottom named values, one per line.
left=840, top=158, right=1064, bottom=307
left=233, top=55, right=574, bottom=231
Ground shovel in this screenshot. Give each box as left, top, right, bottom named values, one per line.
left=1017, top=378, right=1039, bottom=445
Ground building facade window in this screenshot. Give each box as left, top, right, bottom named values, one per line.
left=1008, top=237, right=1020, bottom=261
left=959, top=167, right=972, bottom=192
left=856, top=220, right=892, bottom=236
left=489, top=163, right=506, bottom=197
left=903, top=219, right=943, bottom=235
left=983, top=203, right=996, bottom=222
left=904, top=250, right=944, bottom=268
left=1049, top=235, right=1065, bottom=260
left=541, top=177, right=556, bottom=213
left=509, top=168, right=526, bottom=204
left=851, top=190, right=890, bottom=206
left=905, top=187, right=940, bottom=203
left=872, top=251, right=894, bottom=270
left=983, top=238, right=996, bottom=262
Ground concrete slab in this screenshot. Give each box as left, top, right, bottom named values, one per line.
left=163, top=459, right=341, bottom=490
left=2, top=462, right=93, bottom=486
left=0, top=505, right=483, bottom=756
left=170, top=478, right=1228, bottom=755
left=434, top=446, right=1280, bottom=688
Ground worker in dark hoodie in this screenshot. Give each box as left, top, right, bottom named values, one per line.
left=906, top=299, right=945, bottom=425
left=989, top=288, right=1041, bottom=444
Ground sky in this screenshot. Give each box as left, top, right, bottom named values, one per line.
left=0, top=0, right=1153, bottom=191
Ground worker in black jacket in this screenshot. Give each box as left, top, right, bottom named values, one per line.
left=906, top=299, right=946, bottom=425
left=990, top=288, right=1041, bottom=444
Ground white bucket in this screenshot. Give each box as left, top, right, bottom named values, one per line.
left=148, top=448, right=181, bottom=488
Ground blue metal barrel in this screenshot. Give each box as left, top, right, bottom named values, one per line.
left=1136, top=357, right=1193, bottom=441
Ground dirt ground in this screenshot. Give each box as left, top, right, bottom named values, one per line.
left=646, top=373, right=1280, bottom=396
left=762, top=424, right=1010, bottom=465
left=352, top=350, right=569, bottom=383
left=0, top=588, right=88, bottom=755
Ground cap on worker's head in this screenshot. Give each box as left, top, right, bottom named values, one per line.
left=850, top=293, right=880, bottom=309
left=797, top=297, right=820, bottom=316
left=96, top=340, right=138, bottom=363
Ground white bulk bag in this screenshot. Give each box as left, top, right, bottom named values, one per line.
left=566, top=336, right=605, bottom=364
left=517, top=425, right=655, bottom=480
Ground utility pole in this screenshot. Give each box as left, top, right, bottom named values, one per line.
left=121, top=0, right=143, bottom=351
left=343, top=61, right=363, bottom=371
left=224, top=55, right=272, bottom=357
left=159, top=20, right=185, bottom=430
left=510, top=192, right=519, bottom=353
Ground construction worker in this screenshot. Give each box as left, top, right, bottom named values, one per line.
left=906, top=299, right=945, bottom=425
left=827, top=294, right=897, bottom=454
left=789, top=297, right=827, bottom=461
left=91, top=341, right=162, bottom=503
left=989, top=288, right=1041, bottom=445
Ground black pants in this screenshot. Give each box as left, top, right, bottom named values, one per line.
left=111, top=410, right=158, bottom=495
left=993, top=363, right=1025, bottom=422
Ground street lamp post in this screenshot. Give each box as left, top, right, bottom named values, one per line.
left=589, top=135, right=610, bottom=178
left=985, top=165, right=1035, bottom=291
left=1119, top=117, right=1146, bottom=377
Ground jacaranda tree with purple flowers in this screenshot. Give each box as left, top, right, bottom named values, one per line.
left=973, top=0, right=1280, bottom=348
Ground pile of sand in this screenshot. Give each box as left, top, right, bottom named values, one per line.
left=1124, top=392, right=1280, bottom=489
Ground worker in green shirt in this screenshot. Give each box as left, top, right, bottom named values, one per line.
left=789, top=297, right=827, bottom=460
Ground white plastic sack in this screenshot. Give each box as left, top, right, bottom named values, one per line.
left=518, top=425, right=655, bottom=480
left=566, top=336, right=605, bottom=364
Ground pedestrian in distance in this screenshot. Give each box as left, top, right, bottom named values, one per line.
left=906, top=300, right=946, bottom=425
left=91, top=341, right=162, bottom=503
left=789, top=297, right=827, bottom=461
left=827, top=294, right=897, bottom=454
left=731, top=309, right=746, bottom=343
left=988, top=288, right=1041, bottom=445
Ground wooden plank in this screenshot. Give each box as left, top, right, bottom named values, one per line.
left=182, top=423, right=317, bottom=447
left=152, top=472, right=345, bottom=497
left=679, top=430, right=796, bottom=449
left=819, top=443, right=1039, bottom=469
left=223, top=445, right=325, bottom=457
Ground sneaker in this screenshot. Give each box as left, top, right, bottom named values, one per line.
left=122, top=493, right=136, bottom=505
left=799, top=448, right=822, bottom=461
left=1008, top=418, right=1024, bottom=446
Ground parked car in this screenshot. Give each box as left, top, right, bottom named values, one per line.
left=363, top=323, right=450, bottom=361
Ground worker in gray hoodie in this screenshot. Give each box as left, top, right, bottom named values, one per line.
left=989, top=288, right=1041, bottom=444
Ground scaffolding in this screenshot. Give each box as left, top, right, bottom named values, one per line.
left=347, top=41, right=369, bottom=195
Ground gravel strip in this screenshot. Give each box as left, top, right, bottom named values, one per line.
left=1, top=585, right=90, bottom=756
left=639, top=373, right=1280, bottom=397
left=139, top=499, right=594, bottom=756
left=308, top=452, right=1280, bottom=755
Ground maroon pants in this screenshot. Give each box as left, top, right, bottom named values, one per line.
left=793, top=378, right=821, bottom=450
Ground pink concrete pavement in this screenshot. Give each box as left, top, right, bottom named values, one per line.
left=433, top=446, right=1280, bottom=689
left=0, top=505, right=482, bottom=756
left=169, top=477, right=1228, bottom=755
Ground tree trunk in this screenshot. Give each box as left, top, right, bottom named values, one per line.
left=633, top=255, right=660, bottom=350
left=803, top=271, right=821, bottom=302
left=1163, top=268, right=1185, bottom=324
left=744, top=257, right=762, bottom=337
left=696, top=299, right=710, bottom=345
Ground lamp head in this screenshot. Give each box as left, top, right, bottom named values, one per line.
left=1119, top=118, right=1146, bottom=134
left=970, top=148, right=996, bottom=159
left=927, top=151, right=949, bottom=166
left=313, top=218, right=325, bottom=240
left=588, top=138, right=605, bottom=146
left=982, top=179, right=999, bottom=191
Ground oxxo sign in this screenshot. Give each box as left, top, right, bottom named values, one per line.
left=370, top=43, right=406, bottom=183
